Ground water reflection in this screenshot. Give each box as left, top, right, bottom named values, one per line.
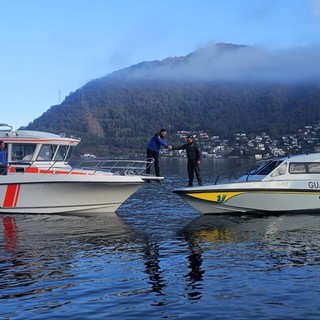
left=182, top=215, right=251, bottom=244
left=1, top=210, right=320, bottom=319
left=181, top=213, right=320, bottom=270
left=185, top=237, right=204, bottom=300
left=143, top=240, right=165, bottom=295
left=0, top=214, right=139, bottom=300
left=2, top=216, right=19, bottom=252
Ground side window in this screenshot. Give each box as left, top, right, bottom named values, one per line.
left=54, top=146, right=70, bottom=161
left=308, top=163, right=320, bottom=173
left=289, top=162, right=320, bottom=174
left=289, top=163, right=307, bottom=174
left=37, top=145, right=57, bottom=161
left=271, top=163, right=287, bottom=177
left=11, top=144, right=37, bottom=161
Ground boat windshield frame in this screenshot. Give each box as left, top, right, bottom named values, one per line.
left=36, top=144, right=73, bottom=161
left=247, top=159, right=283, bottom=176
left=9, top=143, right=74, bottom=163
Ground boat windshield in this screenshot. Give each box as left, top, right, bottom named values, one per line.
left=11, top=143, right=73, bottom=162
left=248, top=160, right=283, bottom=176
left=55, top=145, right=72, bottom=161
left=270, top=162, right=287, bottom=177
left=37, top=145, right=58, bottom=161
left=37, top=144, right=72, bottom=161
left=11, top=144, right=37, bottom=161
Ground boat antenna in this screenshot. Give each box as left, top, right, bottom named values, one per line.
left=228, top=163, right=241, bottom=181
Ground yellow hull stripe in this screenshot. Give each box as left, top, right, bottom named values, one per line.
left=186, top=191, right=245, bottom=203
left=186, top=190, right=320, bottom=204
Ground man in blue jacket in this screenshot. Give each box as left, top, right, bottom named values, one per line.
left=146, top=129, right=170, bottom=177
left=0, top=140, right=7, bottom=175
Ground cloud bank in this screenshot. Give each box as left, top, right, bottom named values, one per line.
left=115, top=43, right=320, bottom=83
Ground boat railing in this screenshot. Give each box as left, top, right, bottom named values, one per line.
left=213, top=160, right=259, bottom=184
left=214, top=174, right=239, bottom=185
left=72, top=159, right=151, bottom=176
left=5, top=159, right=152, bottom=176
left=0, top=123, right=13, bottom=132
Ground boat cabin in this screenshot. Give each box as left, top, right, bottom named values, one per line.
left=9, top=138, right=75, bottom=162
left=239, top=153, right=320, bottom=182
left=0, top=124, right=80, bottom=173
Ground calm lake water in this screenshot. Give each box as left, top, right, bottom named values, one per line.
left=1, top=158, right=320, bottom=319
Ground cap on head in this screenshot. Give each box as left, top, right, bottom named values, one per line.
left=0, top=140, right=4, bottom=144
left=186, top=135, right=194, bottom=139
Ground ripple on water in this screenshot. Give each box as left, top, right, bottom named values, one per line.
left=1, top=163, right=320, bottom=319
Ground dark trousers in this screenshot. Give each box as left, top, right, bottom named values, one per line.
left=146, top=149, right=160, bottom=176
left=187, top=160, right=202, bottom=186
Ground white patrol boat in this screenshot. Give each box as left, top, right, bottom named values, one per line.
left=0, top=124, right=162, bottom=214
left=174, top=153, right=320, bottom=214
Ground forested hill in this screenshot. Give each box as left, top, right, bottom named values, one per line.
left=25, top=43, right=320, bottom=157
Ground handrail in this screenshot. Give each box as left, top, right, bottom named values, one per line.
left=6, top=159, right=153, bottom=176
left=73, top=159, right=152, bottom=176
left=0, top=123, right=13, bottom=131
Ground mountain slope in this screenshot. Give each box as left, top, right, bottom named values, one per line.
left=26, top=43, right=320, bottom=157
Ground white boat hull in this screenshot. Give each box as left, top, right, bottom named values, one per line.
left=174, top=181, right=320, bottom=215
left=0, top=175, right=145, bottom=214
left=0, top=127, right=163, bottom=215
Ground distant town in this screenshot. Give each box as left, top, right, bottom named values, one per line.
left=161, top=122, right=320, bottom=160
left=80, top=122, right=320, bottom=160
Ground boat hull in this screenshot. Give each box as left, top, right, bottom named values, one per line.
left=174, top=181, right=320, bottom=215
left=0, top=175, right=145, bottom=215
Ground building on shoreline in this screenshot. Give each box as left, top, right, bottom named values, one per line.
left=162, top=123, right=320, bottom=159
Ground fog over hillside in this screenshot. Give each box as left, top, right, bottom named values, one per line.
left=111, top=43, right=320, bottom=83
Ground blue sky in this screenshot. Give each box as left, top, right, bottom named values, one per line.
left=1, top=0, right=320, bottom=129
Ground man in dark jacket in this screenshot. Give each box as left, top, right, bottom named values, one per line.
left=146, top=129, right=170, bottom=177
left=172, top=135, right=203, bottom=187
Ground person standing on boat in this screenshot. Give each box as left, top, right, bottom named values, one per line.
left=0, top=140, right=8, bottom=175
left=146, top=129, right=171, bottom=177
left=172, top=135, right=203, bottom=187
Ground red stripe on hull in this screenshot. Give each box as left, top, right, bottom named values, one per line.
left=3, top=184, right=21, bottom=208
